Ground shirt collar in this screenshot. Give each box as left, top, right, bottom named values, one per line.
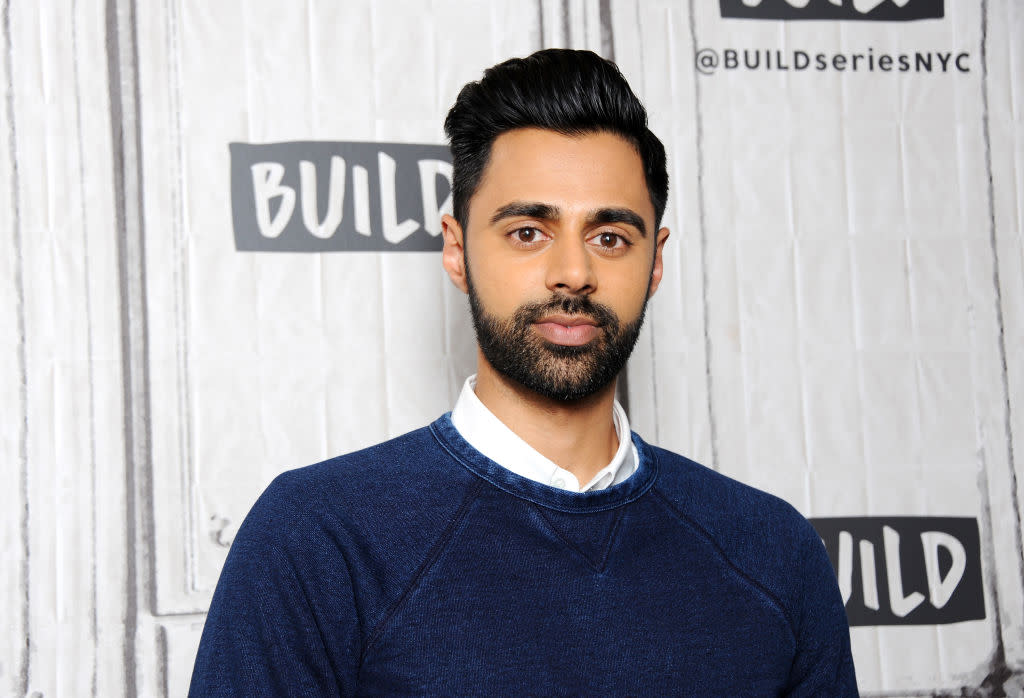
left=450, top=375, right=638, bottom=492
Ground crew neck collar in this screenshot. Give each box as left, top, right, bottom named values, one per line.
left=430, top=413, right=658, bottom=513
left=450, top=374, right=638, bottom=492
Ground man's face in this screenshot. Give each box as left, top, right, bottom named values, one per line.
left=442, top=128, right=669, bottom=402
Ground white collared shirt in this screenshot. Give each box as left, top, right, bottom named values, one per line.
left=450, top=375, right=639, bottom=492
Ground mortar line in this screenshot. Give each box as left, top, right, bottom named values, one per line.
left=70, top=0, right=101, bottom=694
left=3, top=0, right=31, bottom=695
left=105, top=0, right=146, bottom=693
left=979, top=0, right=1023, bottom=682
left=598, top=0, right=614, bottom=62
left=686, top=0, right=717, bottom=469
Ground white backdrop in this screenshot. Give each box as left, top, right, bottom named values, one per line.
left=1, top=0, right=1021, bottom=696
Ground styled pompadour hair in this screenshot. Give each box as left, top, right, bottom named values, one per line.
left=443, top=48, right=669, bottom=231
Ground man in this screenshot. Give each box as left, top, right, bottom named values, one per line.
left=190, top=49, right=857, bottom=696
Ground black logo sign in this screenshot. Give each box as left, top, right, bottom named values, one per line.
left=720, top=0, right=943, bottom=21
left=231, top=141, right=452, bottom=252
left=811, top=517, right=985, bottom=626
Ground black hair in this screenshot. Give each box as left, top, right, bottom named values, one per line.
left=443, top=48, right=669, bottom=231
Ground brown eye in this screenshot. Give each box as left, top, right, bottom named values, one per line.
left=515, top=227, right=539, bottom=242
left=587, top=230, right=630, bottom=253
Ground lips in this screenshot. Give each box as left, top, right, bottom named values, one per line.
left=532, top=314, right=601, bottom=346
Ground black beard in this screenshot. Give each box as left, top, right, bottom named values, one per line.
left=466, top=273, right=647, bottom=402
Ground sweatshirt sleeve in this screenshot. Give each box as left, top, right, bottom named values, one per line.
left=189, top=475, right=361, bottom=697
left=783, top=525, right=860, bottom=697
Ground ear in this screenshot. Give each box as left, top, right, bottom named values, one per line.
left=441, top=214, right=469, bottom=294
left=646, top=227, right=671, bottom=298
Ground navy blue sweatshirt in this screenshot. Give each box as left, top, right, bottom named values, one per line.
left=189, top=415, right=858, bottom=696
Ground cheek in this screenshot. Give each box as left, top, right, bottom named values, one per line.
left=619, top=290, right=650, bottom=323
left=601, top=264, right=653, bottom=314
left=470, top=241, right=548, bottom=291
left=468, top=259, right=534, bottom=317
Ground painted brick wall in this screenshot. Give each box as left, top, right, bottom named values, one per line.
left=0, top=1, right=1019, bottom=695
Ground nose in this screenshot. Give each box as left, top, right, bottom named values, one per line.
left=545, top=236, right=596, bottom=296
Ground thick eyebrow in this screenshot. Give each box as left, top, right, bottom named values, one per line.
left=587, top=207, right=647, bottom=237
left=489, top=201, right=647, bottom=237
left=489, top=201, right=560, bottom=225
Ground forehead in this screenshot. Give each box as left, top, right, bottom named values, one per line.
left=469, top=128, right=654, bottom=227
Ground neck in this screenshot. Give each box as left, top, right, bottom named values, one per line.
left=472, top=350, right=620, bottom=486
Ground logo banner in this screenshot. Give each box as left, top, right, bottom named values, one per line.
left=719, top=0, right=944, bottom=21
left=811, top=517, right=985, bottom=626
left=231, top=141, right=453, bottom=252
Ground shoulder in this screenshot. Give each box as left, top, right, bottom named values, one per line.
left=645, top=441, right=829, bottom=620
left=230, top=423, right=479, bottom=607
left=644, top=441, right=857, bottom=690
left=648, top=443, right=818, bottom=545
left=257, top=423, right=475, bottom=530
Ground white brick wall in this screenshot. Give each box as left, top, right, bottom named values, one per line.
left=0, top=0, right=1019, bottom=695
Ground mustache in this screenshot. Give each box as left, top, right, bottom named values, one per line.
left=514, top=294, right=619, bottom=330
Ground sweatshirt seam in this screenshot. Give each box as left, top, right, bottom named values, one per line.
left=533, top=505, right=624, bottom=574
left=650, top=486, right=798, bottom=643
left=429, top=420, right=656, bottom=513
left=358, top=478, right=484, bottom=665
